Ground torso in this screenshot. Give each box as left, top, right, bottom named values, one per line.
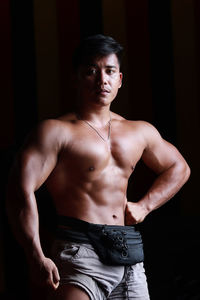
left=45, top=112, right=146, bottom=225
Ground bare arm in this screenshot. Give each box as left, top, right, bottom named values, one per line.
left=126, top=123, right=190, bottom=224
left=6, top=120, right=63, bottom=289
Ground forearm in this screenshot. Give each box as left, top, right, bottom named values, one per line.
left=6, top=185, right=44, bottom=262
left=6, top=183, right=60, bottom=289
left=138, top=161, right=190, bottom=213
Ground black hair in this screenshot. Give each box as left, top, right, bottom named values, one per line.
left=72, top=34, right=123, bottom=71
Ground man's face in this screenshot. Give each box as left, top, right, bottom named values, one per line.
left=77, top=54, right=123, bottom=107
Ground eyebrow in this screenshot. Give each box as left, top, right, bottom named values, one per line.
left=87, top=64, right=117, bottom=69
left=106, top=65, right=117, bottom=69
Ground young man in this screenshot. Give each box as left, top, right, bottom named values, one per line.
left=6, top=35, right=190, bottom=299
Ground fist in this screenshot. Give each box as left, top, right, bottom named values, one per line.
left=125, top=201, right=148, bottom=225
left=29, top=257, right=60, bottom=290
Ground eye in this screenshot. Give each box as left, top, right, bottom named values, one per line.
left=85, top=68, right=97, bottom=76
left=106, top=68, right=115, bottom=75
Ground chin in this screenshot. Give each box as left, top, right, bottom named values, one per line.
left=97, top=95, right=113, bottom=103
left=95, top=99, right=112, bottom=106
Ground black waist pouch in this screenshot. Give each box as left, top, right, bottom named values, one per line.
left=57, top=216, right=144, bottom=266
left=87, top=225, right=144, bottom=266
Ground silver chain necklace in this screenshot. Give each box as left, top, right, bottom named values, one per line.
left=78, top=114, right=112, bottom=142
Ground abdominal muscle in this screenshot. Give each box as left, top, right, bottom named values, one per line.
left=45, top=119, right=135, bottom=225
left=46, top=169, right=129, bottom=226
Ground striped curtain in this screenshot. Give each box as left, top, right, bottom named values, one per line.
left=1, top=0, right=200, bottom=294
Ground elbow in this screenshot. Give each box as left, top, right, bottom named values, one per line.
left=185, top=163, right=191, bottom=182
left=179, top=160, right=191, bottom=184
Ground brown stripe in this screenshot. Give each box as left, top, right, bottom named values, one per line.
left=171, top=0, right=199, bottom=214
left=33, top=0, right=60, bottom=120
left=102, top=0, right=130, bottom=119
left=56, top=0, right=80, bottom=113
left=125, top=0, right=153, bottom=122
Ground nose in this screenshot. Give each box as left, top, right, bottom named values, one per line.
left=97, top=70, right=107, bottom=86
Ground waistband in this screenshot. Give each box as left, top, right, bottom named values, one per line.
left=57, top=215, right=137, bottom=232
left=56, top=215, right=141, bottom=243
left=56, top=227, right=91, bottom=243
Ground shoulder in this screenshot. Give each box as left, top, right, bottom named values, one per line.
left=127, top=120, right=163, bottom=148
left=115, top=117, right=164, bottom=149
left=33, top=119, right=66, bottom=145
left=130, top=120, right=161, bottom=137
left=121, top=119, right=158, bottom=131
left=111, top=113, right=161, bottom=144
left=23, top=115, right=76, bottom=153
left=36, top=113, right=78, bottom=138
left=111, top=112, right=155, bottom=131
left=111, top=111, right=125, bottom=121
left=113, top=116, right=161, bottom=137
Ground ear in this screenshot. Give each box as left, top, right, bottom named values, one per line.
left=119, top=72, right=123, bottom=88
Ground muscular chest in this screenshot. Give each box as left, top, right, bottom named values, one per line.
left=59, top=131, right=144, bottom=176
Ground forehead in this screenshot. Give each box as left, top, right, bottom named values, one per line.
left=86, top=53, right=120, bottom=69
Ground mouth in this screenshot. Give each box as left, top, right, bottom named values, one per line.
left=96, top=89, right=110, bottom=95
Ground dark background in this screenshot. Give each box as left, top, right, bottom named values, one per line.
left=1, top=0, right=200, bottom=299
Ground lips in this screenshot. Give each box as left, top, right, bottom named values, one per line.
left=96, top=89, right=110, bottom=94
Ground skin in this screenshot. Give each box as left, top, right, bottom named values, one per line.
left=6, top=54, right=190, bottom=299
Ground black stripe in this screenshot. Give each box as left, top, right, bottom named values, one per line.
left=149, top=0, right=177, bottom=144
left=79, top=0, right=103, bottom=38
left=10, top=0, right=37, bottom=146
left=148, top=0, right=180, bottom=215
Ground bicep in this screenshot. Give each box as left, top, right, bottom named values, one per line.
left=141, top=126, right=184, bottom=174
left=14, top=121, right=61, bottom=192
left=19, top=146, right=57, bottom=192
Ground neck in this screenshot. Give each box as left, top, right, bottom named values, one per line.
left=77, top=104, right=111, bottom=127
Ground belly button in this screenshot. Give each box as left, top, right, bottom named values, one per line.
left=112, top=215, right=117, bottom=219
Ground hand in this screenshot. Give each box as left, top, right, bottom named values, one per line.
left=125, top=201, right=149, bottom=225
left=29, top=256, right=60, bottom=290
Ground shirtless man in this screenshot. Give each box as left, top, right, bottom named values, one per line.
left=6, top=35, right=190, bottom=300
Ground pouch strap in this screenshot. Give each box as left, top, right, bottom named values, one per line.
left=57, top=215, right=92, bottom=231
left=57, top=215, right=138, bottom=234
